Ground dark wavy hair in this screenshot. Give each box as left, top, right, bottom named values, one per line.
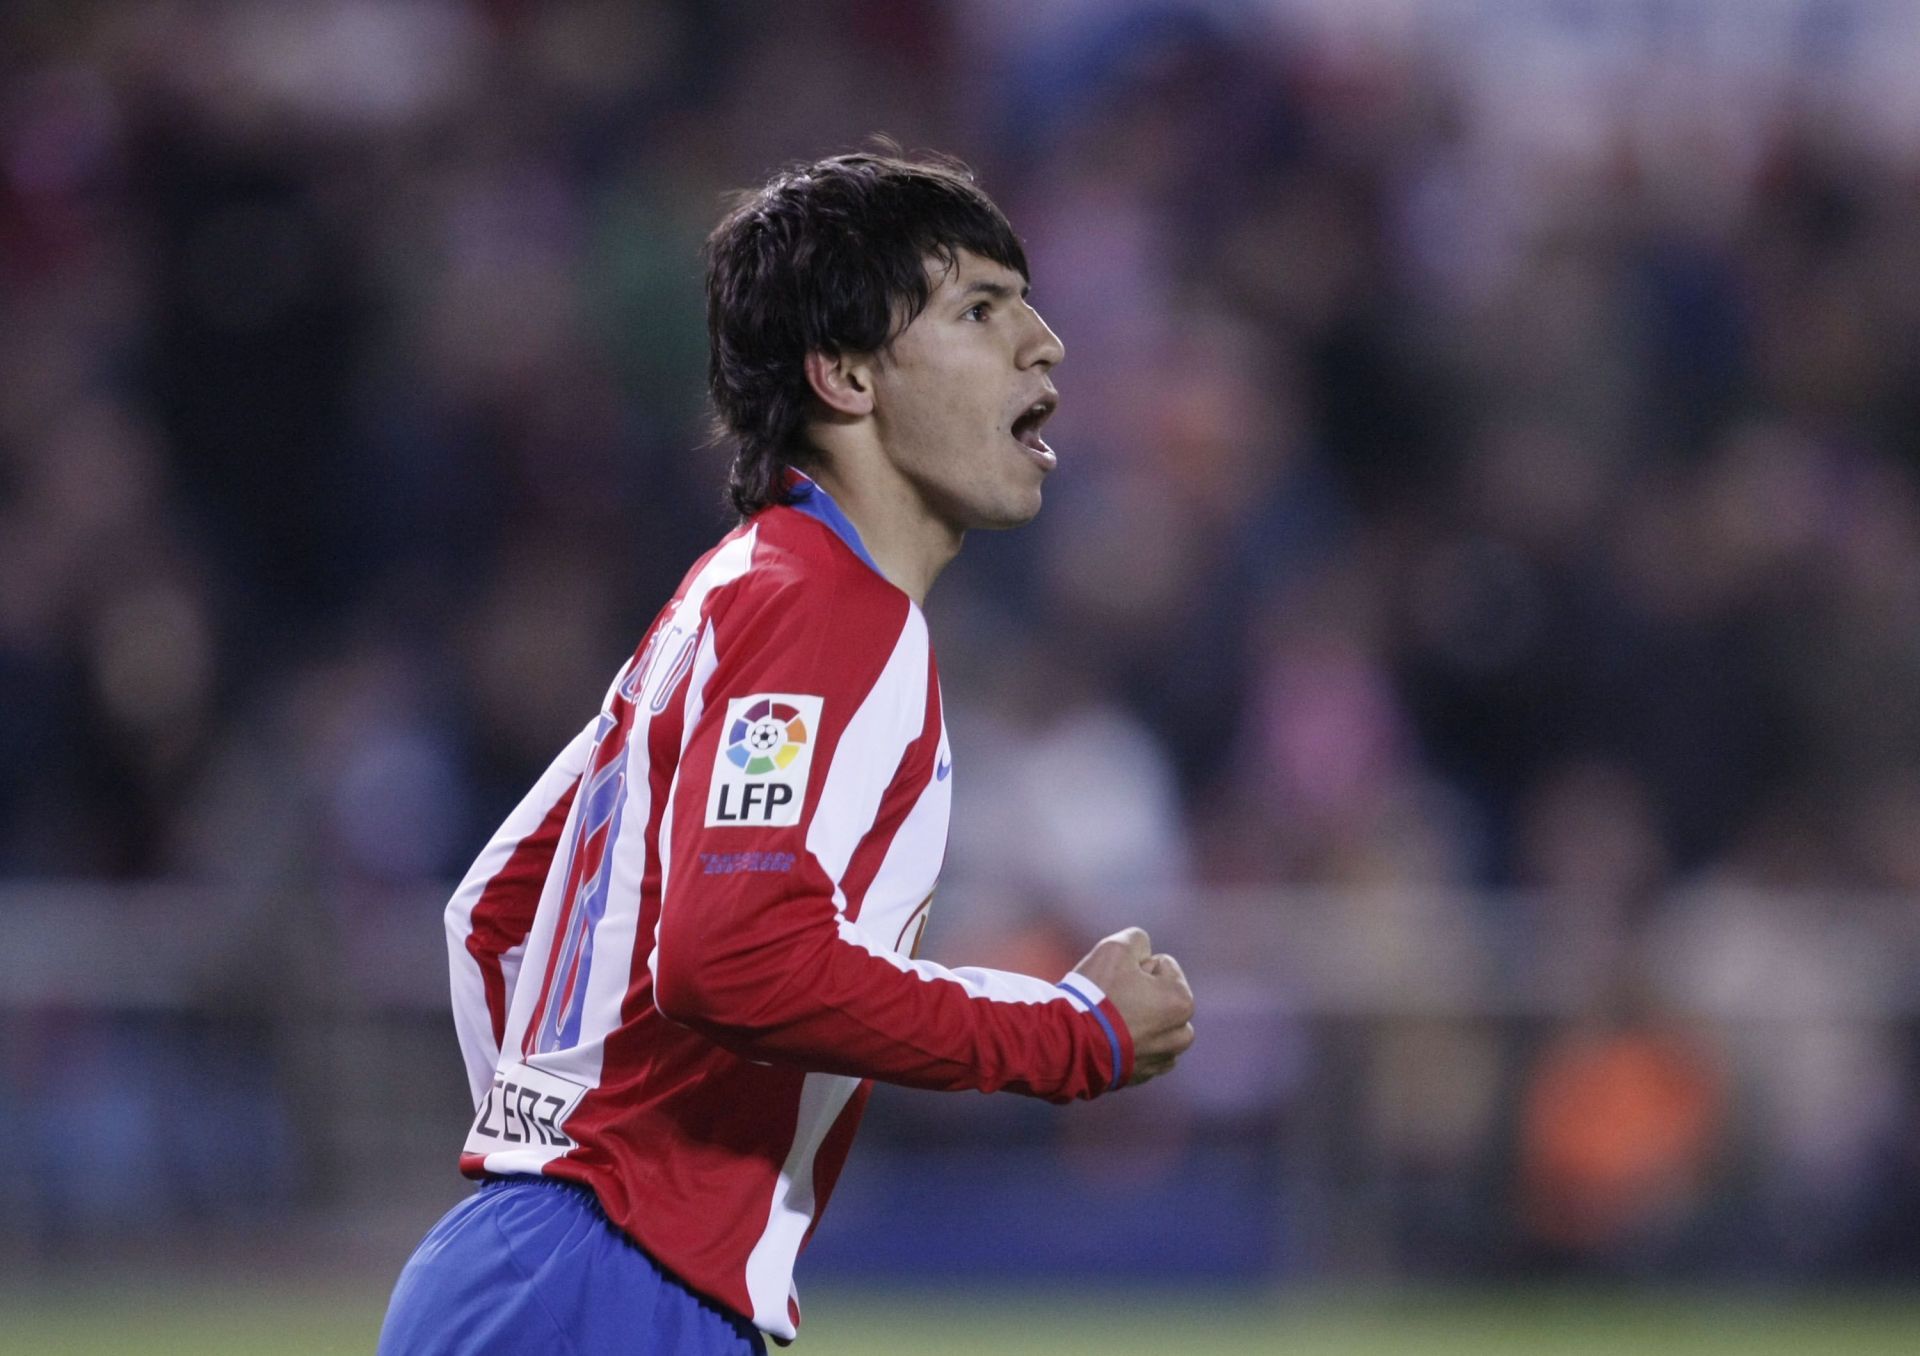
left=704, top=147, right=1030, bottom=518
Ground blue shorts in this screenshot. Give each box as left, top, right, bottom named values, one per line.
left=378, top=1176, right=767, bottom=1356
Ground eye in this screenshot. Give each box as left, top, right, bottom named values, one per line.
left=963, top=302, right=990, bottom=321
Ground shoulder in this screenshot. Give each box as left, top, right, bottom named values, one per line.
left=714, top=505, right=914, bottom=635
left=694, top=511, right=927, bottom=707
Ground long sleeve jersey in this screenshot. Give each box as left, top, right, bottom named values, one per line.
left=443, top=472, right=1134, bottom=1341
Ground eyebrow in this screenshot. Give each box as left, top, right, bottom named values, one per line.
left=958, top=278, right=1029, bottom=303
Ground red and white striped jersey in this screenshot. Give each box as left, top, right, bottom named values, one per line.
left=443, top=472, right=1133, bottom=1342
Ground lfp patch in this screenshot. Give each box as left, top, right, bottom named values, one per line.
left=706, top=693, right=823, bottom=827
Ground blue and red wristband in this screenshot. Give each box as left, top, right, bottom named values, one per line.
left=1056, top=978, right=1131, bottom=1092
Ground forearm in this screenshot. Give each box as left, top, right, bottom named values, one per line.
left=652, top=900, right=1132, bottom=1100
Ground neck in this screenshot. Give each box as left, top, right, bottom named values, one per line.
left=807, top=460, right=961, bottom=606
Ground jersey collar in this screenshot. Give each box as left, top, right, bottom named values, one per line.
left=782, top=468, right=885, bottom=580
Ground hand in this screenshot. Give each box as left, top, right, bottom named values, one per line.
left=1071, top=927, right=1195, bottom=1086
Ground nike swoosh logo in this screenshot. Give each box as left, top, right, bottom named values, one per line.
left=935, top=755, right=951, bottom=781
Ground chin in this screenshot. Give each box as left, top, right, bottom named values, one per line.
left=974, top=490, right=1044, bottom=531
left=924, top=471, right=1044, bottom=534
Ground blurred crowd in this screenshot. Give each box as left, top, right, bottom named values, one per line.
left=6, top=0, right=1920, bottom=1280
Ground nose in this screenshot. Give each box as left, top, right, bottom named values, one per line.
left=1023, top=304, right=1065, bottom=371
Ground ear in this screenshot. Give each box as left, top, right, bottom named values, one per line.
left=803, top=350, right=876, bottom=418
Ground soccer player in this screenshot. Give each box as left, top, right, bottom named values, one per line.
left=378, top=150, right=1197, bottom=1355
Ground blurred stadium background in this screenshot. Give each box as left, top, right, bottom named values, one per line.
left=7, top=0, right=1920, bottom=1350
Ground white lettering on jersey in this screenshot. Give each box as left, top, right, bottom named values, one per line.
left=706, top=693, right=824, bottom=828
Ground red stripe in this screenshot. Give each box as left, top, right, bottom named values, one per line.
left=620, top=617, right=703, bottom=1026
left=565, top=533, right=909, bottom=1317
left=837, top=646, right=941, bottom=922
left=514, top=531, right=743, bottom=1056
left=466, top=782, right=578, bottom=1046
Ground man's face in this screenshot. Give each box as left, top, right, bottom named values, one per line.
left=864, top=249, right=1065, bottom=534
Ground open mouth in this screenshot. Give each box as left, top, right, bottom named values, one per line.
left=1011, top=395, right=1058, bottom=468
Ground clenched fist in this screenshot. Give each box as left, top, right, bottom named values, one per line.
left=1071, top=927, right=1195, bottom=1085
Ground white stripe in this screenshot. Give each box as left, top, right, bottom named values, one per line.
left=832, top=916, right=1091, bottom=1006
left=487, top=530, right=759, bottom=1102
left=856, top=732, right=949, bottom=954
left=575, top=528, right=755, bottom=1061
left=478, top=1144, right=574, bottom=1175
left=445, top=719, right=596, bottom=1106
left=649, top=529, right=754, bottom=991
left=740, top=592, right=926, bottom=1330
left=804, top=608, right=926, bottom=908
left=649, top=620, right=716, bottom=992
left=567, top=725, right=654, bottom=1070
left=742, top=1070, right=860, bottom=1336
left=677, top=621, right=723, bottom=756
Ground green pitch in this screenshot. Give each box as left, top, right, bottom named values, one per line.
left=1, top=1285, right=1917, bottom=1354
